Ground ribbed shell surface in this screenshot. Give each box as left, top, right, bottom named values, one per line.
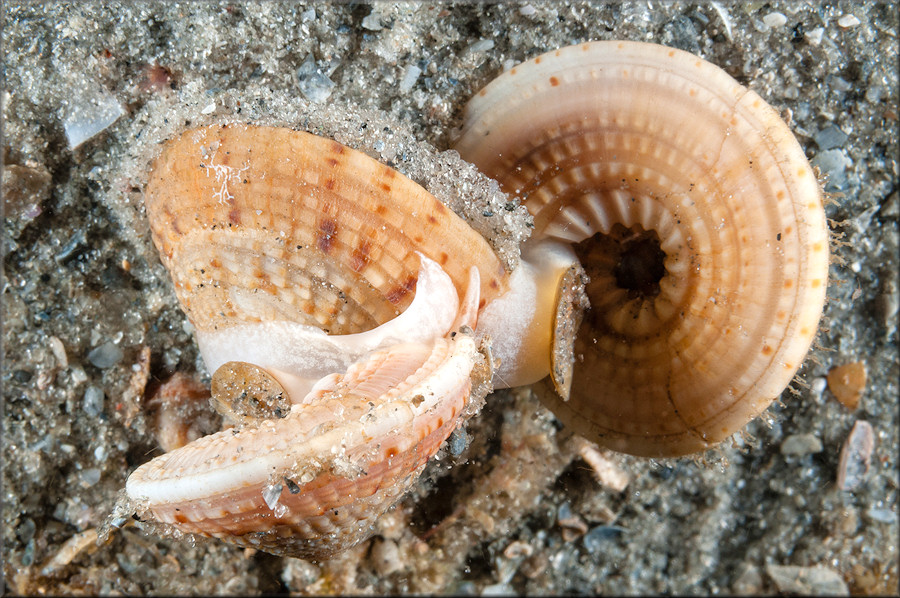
left=455, top=41, right=829, bottom=457
left=144, top=124, right=508, bottom=336
left=126, top=336, right=479, bottom=558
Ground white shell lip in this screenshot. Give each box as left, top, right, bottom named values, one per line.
left=195, top=252, right=460, bottom=400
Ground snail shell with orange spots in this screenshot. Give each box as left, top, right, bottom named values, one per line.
left=455, top=40, right=829, bottom=457
left=125, top=124, right=502, bottom=559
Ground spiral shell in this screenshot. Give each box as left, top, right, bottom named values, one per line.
left=126, top=334, right=485, bottom=559
left=455, top=41, right=829, bottom=457
left=125, top=124, right=502, bottom=558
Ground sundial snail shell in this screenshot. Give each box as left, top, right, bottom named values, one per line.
left=454, top=40, right=830, bottom=458
left=125, top=124, right=503, bottom=559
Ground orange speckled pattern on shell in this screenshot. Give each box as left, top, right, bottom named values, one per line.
left=127, top=335, right=484, bottom=559
left=144, top=124, right=508, bottom=335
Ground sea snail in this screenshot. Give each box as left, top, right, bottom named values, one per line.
left=124, top=124, right=503, bottom=558
left=455, top=40, right=829, bottom=458
left=124, top=40, right=828, bottom=559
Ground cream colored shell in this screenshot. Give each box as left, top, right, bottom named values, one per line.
left=455, top=41, right=829, bottom=457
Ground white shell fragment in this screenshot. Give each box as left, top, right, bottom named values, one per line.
left=62, top=81, right=124, bottom=149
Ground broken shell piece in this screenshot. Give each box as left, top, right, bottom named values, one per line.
left=40, top=528, right=100, bottom=576
left=146, top=372, right=219, bottom=453
left=572, top=437, right=630, bottom=492
left=837, top=420, right=875, bottom=491
left=827, top=361, right=867, bottom=410
left=456, top=40, right=829, bottom=457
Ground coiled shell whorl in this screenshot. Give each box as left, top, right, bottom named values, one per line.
left=455, top=41, right=829, bottom=457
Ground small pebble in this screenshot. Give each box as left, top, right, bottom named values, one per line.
left=296, top=54, right=335, bottom=104
left=63, top=82, right=124, bottom=149
left=805, top=27, right=824, bottom=45
left=399, top=64, right=422, bottom=93
left=732, top=564, right=764, bottom=595
left=811, top=149, right=852, bottom=190
left=467, top=39, right=495, bottom=54
left=879, top=191, right=899, bottom=218
left=826, top=361, right=867, bottom=409
left=48, top=336, right=68, bottom=368
left=80, top=468, right=101, bottom=487
left=447, top=427, right=468, bottom=456
left=16, top=518, right=37, bottom=543
left=780, top=433, right=823, bottom=456
left=481, top=582, right=514, bottom=596
left=810, top=376, right=828, bottom=402
left=865, top=507, right=897, bottom=524
left=874, top=276, right=898, bottom=333
left=582, top=525, right=626, bottom=552
left=86, top=341, right=124, bottom=369
left=837, top=420, right=875, bottom=491
left=837, top=14, right=861, bottom=28
left=559, top=515, right=589, bottom=542
left=814, top=125, right=849, bottom=150
left=262, top=482, right=283, bottom=510
left=2, top=163, right=51, bottom=235
left=361, top=10, right=382, bottom=31
left=762, top=12, right=787, bottom=29
left=502, top=540, right=533, bottom=560
left=369, top=537, right=402, bottom=576
left=765, top=564, right=849, bottom=596
left=83, top=385, right=105, bottom=417
left=519, top=552, right=549, bottom=579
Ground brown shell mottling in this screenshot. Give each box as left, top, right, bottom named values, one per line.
left=456, top=41, right=829, bottom=457
left=145, top=124, right=508, bottom=336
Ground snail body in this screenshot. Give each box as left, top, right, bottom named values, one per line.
left=455, top=41, right=829, bottom=457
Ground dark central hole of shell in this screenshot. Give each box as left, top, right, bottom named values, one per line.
left=576, top=224, right=667, bottom=301
left=613, top=231, right=666, bottom=297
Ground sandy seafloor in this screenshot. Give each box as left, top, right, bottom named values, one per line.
left=2, top=1, right=898, bottom=595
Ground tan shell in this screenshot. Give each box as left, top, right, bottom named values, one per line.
left=145, top=124, right=508, bottom=336
left=126, top=124, right=505, bottom=558
left=455, top=41, right=829, bottom=457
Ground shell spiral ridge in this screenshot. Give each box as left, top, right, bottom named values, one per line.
left=455, top=41, right=829, bottom=457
